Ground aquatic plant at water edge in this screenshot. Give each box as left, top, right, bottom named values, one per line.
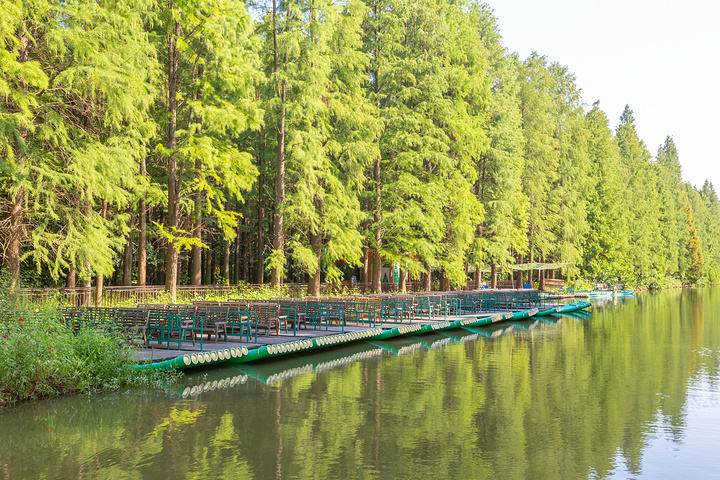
left=0, top=296, right=177, bottom=407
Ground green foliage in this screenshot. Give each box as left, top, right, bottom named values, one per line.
left=473, top=9, right=526, bottom=270
left=615, top=106, right=663, bottom=275
left=682, top=190, right=704, bottom=285
left=154, top=223, right=208, bottom=252
left=2, top=0, right=720, bottom=297
left=267, top=0, right=377, bottom=288
left=656, top=137, right=687, bottom=276
left=581, top=103, right=630, bottom=279
left=0, top=289, right=176, bottom=407
left=696, top=183, right=720, bottom=282
left=150, top=0, right=261, bottom=238
left=1, top=0, right=158, bottom=280
left=365, top=0, right=489, bottom=288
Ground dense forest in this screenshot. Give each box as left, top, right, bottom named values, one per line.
left=2, top=0, right=719, bottom=299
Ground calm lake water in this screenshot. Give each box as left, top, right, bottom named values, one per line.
left=2, top=289, right=720, bottom=479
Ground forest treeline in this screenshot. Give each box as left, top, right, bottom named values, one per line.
left=1, top=0, right=718, bottom=299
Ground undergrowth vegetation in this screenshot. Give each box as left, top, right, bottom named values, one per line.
left=0, top=286, right=178, bottom=408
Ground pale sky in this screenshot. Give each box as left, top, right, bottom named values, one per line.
left=489, top=0, right=720, bottom=190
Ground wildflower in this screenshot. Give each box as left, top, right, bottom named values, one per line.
left=48, top=346, right=54, bottom=351
left=1, top=335, right=7, bottom=339
left=18, top=318, right=24, bottom=322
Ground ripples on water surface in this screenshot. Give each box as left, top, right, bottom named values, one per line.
left=1, top=289, right=720, bottom=479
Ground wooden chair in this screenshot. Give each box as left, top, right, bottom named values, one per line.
left=114, top=308, right=150, bottom=344
left=193, top=306, right=229, bottom=343
left=278, top=300, right=307, bottom=330
left=225, top=305, right=256, bottom=343
left=249, top=303, right=281, bottom=336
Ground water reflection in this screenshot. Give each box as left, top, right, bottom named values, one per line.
left=1, top=289, right=720, bottom=479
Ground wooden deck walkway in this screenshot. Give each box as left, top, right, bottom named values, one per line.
left=135, top=311, right=510, bottom=362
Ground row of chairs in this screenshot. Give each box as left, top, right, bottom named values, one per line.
left=241, top=296, right=447, bottom=326
left=61, top=290, right=554, bottom=349
left=62, top=302, right=291, bottom=350
left=189, top=301, right=295, bottom=337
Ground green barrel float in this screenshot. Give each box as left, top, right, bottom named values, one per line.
left=131, top=345, right=249, bottom=371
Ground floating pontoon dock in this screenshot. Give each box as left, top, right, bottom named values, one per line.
left=132, top=301, right=591, bottom=372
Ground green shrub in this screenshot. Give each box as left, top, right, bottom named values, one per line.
left=0, top=289, right=177, bottom=407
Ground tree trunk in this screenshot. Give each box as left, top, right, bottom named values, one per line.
left=423, top=263, right=431, bottom=291
left=66, top=264, right=76, bottom=305
left=242, top=215, right=249, bottom=282
left=191, top=171, right=202, bottom=286
left=234, top=221, right=241, bottom=284
left=271, top=0, right=286, bottom=288
left=464, top=259, right=469, bottom=291
left=165, top=180, right=179, bottom=295
left=307, top=230, right=322, bottom=298
left=122, top=214, right=134, bottom=286
left=83, top=265, right=92, bottom=307
left=307, top=194, right=324, bottom=297
left=256, top=187, right=264, bottom=284
left=66, top=265, right=76, bottom=288
left=2, top=31, right=30, bottom=290
left=490, top=263, right=497, bottom=289
left=528, top=248, right=534, bottom=287
left=516, top=254, right=524, bottom=288
left=361, top=246, right=369, bottom=284
left=473, top=268, right=481, bottom=290
left=138, top=159, right=148, bottom=286
left=256, top=139, right=265, bottom=284
left=94, top=273, right=104, bottom=307
left=371, top=244, right=381, bottom=293
left=440, top=269, right=450, bottom=291
left=371, top=154, right=382, bottom=293
left=164, top=11, right=181, bottom=301
left=222, top=238, right=230, bottom=285
left=3, top=188, right=23, bottom=290
left=399, top=267, right=406, bottom=293
left=94, top=201, right=108, bottom=306
left=210, top=248, right=216, bottom=284
left=204, top=234, right=213, bottom=284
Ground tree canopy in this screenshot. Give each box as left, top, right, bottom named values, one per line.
left=2, top=0, right=718, bottom=296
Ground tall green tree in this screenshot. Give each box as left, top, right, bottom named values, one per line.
left=264, top=0, right=379, bottom=296
left=152, top=0, right=261, bottom=299
left=363, top=0, right=488, bottom=291
left=582, top=103, right=630, bottom=278
left=656, top=136, right=686, bottom=277
left=691, top=181, right=720, bottom=282
left=548, top=63, right=591, bottom=279
left=1, top=0, right=157, bottom=290
left=615, top=106, right=662, bottom=276
left=517, top=53, right=566, bottom=281
left=470, top=10, right=526, bottom=288
left=682, top=190, right=704, bottom=284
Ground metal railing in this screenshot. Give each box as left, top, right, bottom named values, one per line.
left=15, top=280, right=560, bottom=308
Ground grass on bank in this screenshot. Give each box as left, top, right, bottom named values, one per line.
left=0, top=289, right=178, bottom=408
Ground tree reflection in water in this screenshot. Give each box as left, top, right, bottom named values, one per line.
left=1, top=289, right=719, bottom=479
